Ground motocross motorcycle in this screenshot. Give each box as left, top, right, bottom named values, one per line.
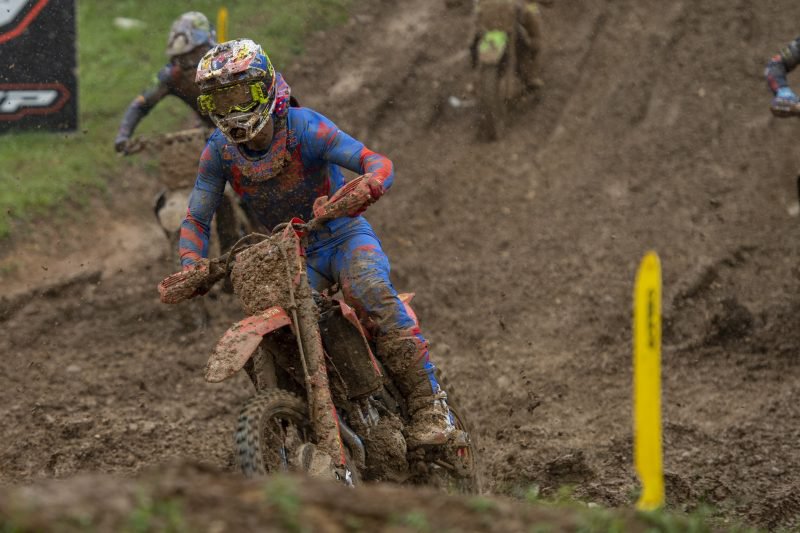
left=158, top=176, right=479, bottom=492
left=123, top=127, right=253, bottom=265
left=473, top=29, right=512, bottom=142
left=126, top=128, right=254, bottom=327
left=471, top=1, right=541, bottom=141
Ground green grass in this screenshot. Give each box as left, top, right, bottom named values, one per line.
left=0, top=0, right=350, bottom=238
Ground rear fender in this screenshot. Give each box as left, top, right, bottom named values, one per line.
left=205, top=306, right=292, bottom=383
left=477, top=30, right=509, bottom=66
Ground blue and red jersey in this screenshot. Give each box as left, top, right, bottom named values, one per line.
left=179, top=105, right=394, bottom=267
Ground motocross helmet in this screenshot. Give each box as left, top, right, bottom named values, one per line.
left=196, top=39, right=277, bottom=144
left=166, top=12, right=217, bottom=62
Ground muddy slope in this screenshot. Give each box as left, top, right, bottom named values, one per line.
left=3, top=0, right=800, bottom=528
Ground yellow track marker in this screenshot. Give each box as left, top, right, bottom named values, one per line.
left=633, top=251, right=665, bottom=511
left=217, top=7, right=229, bottom=43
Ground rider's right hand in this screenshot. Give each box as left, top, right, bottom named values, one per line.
left=114, top=135, right=130, bottom=154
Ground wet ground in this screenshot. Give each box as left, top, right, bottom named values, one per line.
left=3, top=0, right=800, bottom=528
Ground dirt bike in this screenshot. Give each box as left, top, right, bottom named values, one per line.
left=121, top=127, right=251, bottom=256
left=158, top=176, right=479, bottom=491
left=472, top=2, right=543, bottom=141
left=126, top=127, right=254, bottom=328
left=474, top=30, right=513, bottom=141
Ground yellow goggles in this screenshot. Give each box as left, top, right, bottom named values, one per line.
left=197, top=82, right=272, bottom=115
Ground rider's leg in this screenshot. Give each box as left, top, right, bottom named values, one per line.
left=516, top=2, right=544, bottom=91
left=307, top=227, right=455, bottom=447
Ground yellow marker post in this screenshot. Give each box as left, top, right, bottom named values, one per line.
left=633, top=251, right=665, bottom=511
left=217, top=7, right=229, bottom=43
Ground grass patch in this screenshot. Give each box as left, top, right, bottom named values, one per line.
left=263, top=475, right=305, bottom=533
left=126, top=492, right=186, bottom=533
left=0, top=0, right=351, bottom=238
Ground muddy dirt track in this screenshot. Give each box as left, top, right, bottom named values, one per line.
left=4, top=0, right=800, bottom=529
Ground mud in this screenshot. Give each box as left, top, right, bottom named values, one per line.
left=3, top=0, right=800, bottom=529
left=231, top=233, right=300, bottom=315
left=0, top=462, right=666, bottom=532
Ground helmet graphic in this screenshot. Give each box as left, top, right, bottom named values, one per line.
left=196, top=39, right=277, bottom=144
left=166, top=12, right=216, bottom=58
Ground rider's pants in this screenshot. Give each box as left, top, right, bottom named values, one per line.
left=305, top=217, right=440, bottom=392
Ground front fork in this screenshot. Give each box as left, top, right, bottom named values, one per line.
left=279, top=228, right=347, bottom=471
left=293, top=286, right=347, bottom=469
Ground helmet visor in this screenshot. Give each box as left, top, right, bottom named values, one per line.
left=197, top=81, right=272, bottom=116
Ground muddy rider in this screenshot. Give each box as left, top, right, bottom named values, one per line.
left=114, top=12, right=217, bottom=153
left=766, top=36, right=800, bottom=116
left=179, top=38, right=456, bottom=450
left=471, top=0, right=544, bottom=91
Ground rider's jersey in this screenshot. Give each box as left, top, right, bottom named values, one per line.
left=765, top=37, right=800, bottom=93
left=178, top=106, right=395, bottom=267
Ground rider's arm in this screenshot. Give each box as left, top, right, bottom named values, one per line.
left=766, top=37, right=800, bottom=94
left=299, top=109, right=394, bottom=190
left=116, top=65, right=173, bottom=139
left=518, top=2, right=544, bottom=52
left=178, top=140, right=226, bottom=268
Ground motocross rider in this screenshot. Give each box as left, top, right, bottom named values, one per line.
left=114, top=11, right=217, bottom=153
left=766, top=36, right=800, bottom=116
left=179, top=39, right=457, bottom=450
left=471, top=0, right=544, bottom=91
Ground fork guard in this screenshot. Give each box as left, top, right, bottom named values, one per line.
left=205, top=306, right=292, bottom=383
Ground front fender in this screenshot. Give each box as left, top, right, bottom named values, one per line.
left=205, top=306, right=292, bottom=383
left=477, top=30, right=509, bottom=65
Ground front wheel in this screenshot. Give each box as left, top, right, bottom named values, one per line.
left=235, top=390, right=312, bottom=477
left=476, top=64, right=504, bottom=142
left=234, top=389, right=360, bottom=484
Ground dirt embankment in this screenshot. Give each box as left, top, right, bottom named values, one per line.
left=3, top=0, right=800, bottom=529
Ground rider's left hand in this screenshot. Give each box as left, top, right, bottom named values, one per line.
left=349, top=174, right=384, bottom=217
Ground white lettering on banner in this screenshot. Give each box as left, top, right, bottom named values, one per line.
left=0, top=0, right=29, bottom=27
left=0, top=90, right=58, bottom=113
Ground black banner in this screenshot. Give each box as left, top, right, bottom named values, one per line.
left=0, top=0, right=77, bottom=132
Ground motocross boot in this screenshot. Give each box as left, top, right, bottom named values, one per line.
left=377, top=331, right=456, bottom=448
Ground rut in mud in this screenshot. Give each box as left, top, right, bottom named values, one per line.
left=3, top=0, right=800, bottom=528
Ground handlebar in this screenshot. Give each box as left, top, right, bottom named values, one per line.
left=158, top=175, right=374, bottom=304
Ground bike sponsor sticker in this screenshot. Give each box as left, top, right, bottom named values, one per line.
left=0, top=0, right=50, bottom=44
left=0, top=83, right=70, bottom=120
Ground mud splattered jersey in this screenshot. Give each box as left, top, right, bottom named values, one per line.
left=179, top=107, right=394, bottom=267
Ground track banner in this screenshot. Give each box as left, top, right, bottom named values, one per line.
left=0, top=0, right=77, bottom=132
left=633, top=251, right=665, bottom=511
